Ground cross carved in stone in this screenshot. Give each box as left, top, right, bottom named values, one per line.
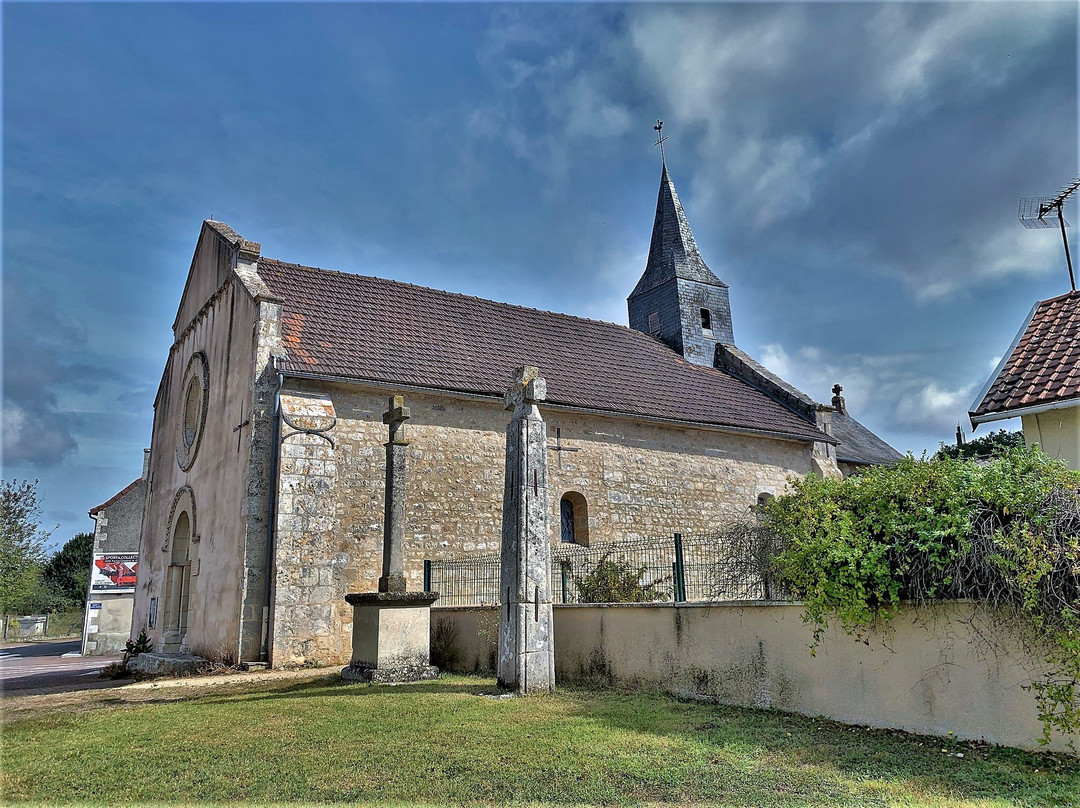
left=504, top=365, right=547, bottom=411
left=383, top=396, right=411, bottom=445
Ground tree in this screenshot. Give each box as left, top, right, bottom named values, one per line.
left=936, top=428, right=1024, bottom=460
left=0, top=480, right=52, bottom=613
left=40, top=532, right=94, bottom=612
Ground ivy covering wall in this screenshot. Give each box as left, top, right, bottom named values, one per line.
left=762, top=447, right=1080, bottom=744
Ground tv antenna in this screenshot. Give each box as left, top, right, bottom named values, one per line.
left=1019, top=176, right=1080, bottom=291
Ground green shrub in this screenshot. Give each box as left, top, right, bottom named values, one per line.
left=763, top=446, right=1080, bottom=743
left=572, top=554, right=668, bottom=603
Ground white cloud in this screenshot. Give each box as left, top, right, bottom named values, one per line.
left=562, top=74, right=632, bottom=140
left=893, top=382, right=976, bottom=431
left=628, top=5, right=804, bottom=121
left=759, top=343, right=794, bottom=381
left=756, top=340, right=985, bottom=451
left=621, top=2, right=1076, bottom=302
left=2, top=399, right=79, bottom=468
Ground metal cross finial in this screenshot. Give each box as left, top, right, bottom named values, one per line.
left=653, top=119, right=668, bottom=164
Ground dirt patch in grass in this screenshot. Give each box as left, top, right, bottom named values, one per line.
left=0, top=667, right=337, bottom=724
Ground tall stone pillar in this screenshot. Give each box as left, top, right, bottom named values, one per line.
left=342, top=394, right=438, bottom=683
left=498, top=366, right=556, bottom=693
left=379, top=396, right=409, bottom=594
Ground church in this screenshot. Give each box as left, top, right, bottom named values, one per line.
left=130, top=164, right=900, bottom=667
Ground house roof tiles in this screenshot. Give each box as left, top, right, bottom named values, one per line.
left=831, top=412, right=903, bottom=466
left=970, top=291, right=1080, bottom=422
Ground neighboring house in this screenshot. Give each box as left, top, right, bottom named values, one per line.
left=969, top=291, right=1080, bottom=468
left=131, top=163, right=899, bottom=667
left=83, top=452, right=148, bottom=655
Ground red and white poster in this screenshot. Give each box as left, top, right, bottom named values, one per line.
left=91, top=553, right=139, bottom=592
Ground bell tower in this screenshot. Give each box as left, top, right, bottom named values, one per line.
left=627, top=163, right=733, bottom=365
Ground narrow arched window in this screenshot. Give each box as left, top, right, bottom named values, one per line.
left=166, top=511, right=192, bottom=637
left=700, top=308, right=713, bottom=332
left=560, top=497, right=576, bottom=543
left=559, top=492, right=589, bottom=545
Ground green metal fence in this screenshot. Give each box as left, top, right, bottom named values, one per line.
left=426, top=532, right=781, bottom=607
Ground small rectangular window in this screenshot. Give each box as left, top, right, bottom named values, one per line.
left=700, top=308, right=712, bottom=331
left=648, top=312, right=661, bottom=336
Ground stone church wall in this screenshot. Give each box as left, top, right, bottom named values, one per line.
left=133, top=276, right=265, bottom=662
left=269, top=379, right=813, bottom=666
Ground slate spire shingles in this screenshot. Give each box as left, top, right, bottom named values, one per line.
left=971, top=291, right=1080, bottom=422
left=630, top=164, right=726, bottom=298
left=256, top=258, right=830, bottom=443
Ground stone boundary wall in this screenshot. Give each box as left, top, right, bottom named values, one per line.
left=431, top=601, right=1076, bottom=754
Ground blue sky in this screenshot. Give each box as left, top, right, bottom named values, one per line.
left=3, top=2, right=1077, bottom=550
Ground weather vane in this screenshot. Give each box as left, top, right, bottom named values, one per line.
left=653, top=119, right=668, bottom=165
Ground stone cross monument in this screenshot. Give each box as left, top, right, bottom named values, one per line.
left=379, top=396, right=410, bottom=594
left=497, top=366, right=556, bottom=693
left=342, top=394, right=439, bottom=683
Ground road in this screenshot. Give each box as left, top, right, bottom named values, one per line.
left=0, top=639, right=122, bottom=695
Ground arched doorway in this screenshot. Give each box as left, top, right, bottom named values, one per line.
left=163, top=511, right=192, bottom=652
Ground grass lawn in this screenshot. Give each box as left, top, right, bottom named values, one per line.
left=1, top=673, right=1076, bottom=807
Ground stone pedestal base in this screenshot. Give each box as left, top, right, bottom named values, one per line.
left=342, top=591, right=440, bottom=684
left=341, top=662, right=440, bottom=683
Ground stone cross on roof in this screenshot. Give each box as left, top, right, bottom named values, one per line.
left=504, top=365, right=547, bottom=411
left=383, top=395, right=411, bottom=445
left=831, top=384, right=846, bottom=415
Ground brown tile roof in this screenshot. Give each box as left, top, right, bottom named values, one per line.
left=971, top=291, right=1080, bottom=423
left=89, top=478, right=144, bottom=517
left=256, top=258, right=831, bottom=443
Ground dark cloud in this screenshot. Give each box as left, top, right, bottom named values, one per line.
left=3, top=278, right=83, bottom=466
left=615, top=3, right=1075, bottom=452
left=629, top=3, right=1076, bottom=301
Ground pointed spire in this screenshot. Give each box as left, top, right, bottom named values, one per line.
left=630, top=165, right=725, bottom=298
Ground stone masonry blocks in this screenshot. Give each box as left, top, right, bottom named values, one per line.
left=274, top=379, right=813, bottom=666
